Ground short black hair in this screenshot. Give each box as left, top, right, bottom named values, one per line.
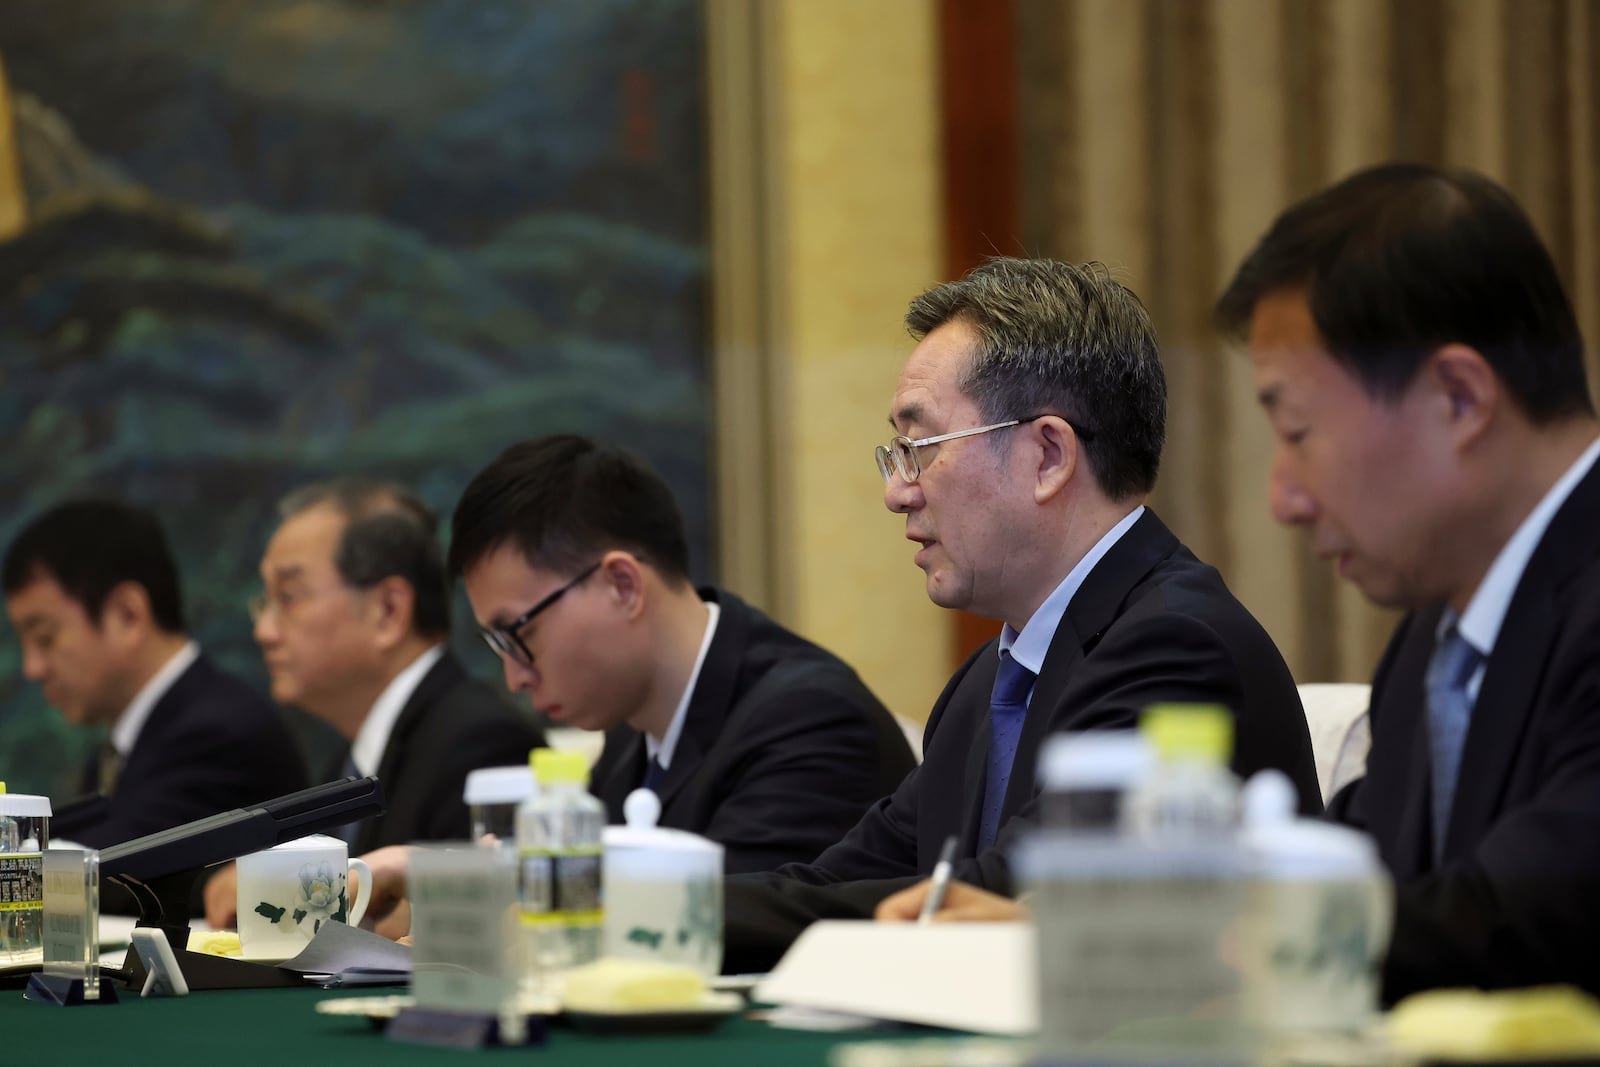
left=277, top=480, right=451, bottom=639
left=3, top=498, right=186, bottom=632
left=449, top=435, right=691, bottom=584
left=1215, top=162, right=1593, bottom=422
left=906, top=257, right=1167, bottom=500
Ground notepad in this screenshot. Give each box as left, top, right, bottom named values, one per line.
left=753, top=920, right=1037, bottom=1036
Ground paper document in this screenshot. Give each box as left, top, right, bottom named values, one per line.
left=754, top=920, right=1037, bottom=1036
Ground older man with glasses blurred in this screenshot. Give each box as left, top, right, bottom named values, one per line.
left=721, top=256, right=1323, bottom=973
left=203, top=479, right=545, bottom=929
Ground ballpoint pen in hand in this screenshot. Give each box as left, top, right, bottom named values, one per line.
left=917, top=835, right=959, bottom=925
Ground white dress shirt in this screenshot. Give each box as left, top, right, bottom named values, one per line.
left=111, top=639, right=200, bottom=757
left=348, top=645, right=445, bottom=776
left=645, top=600, right=722, bottom=771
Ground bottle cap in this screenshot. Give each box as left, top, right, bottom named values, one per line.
left=532, top=748, right=589, bottom=786
left=464, top=765, right=538, bottom=806
left=1037, top=730, right=1152, bottom=791
left=1141, top=703, right=1233, bottom=763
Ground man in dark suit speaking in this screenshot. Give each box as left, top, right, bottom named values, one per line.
left=721, top=257, right=1322, bottom=972
left=3, top=499, right=307, bottom=849
left=1216, top=163, right=1600, bottom=999
left=450, top=435, right=915, bottom=875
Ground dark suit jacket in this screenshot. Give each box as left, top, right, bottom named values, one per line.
left=1328, top=458, right=1600, bottom=1001
left=588, top=589, right=916, bottom=875
left=59, top=652, right=308, bottom=849
left=343, top=652, right=547, bottom=853
left=723, top=509, right=1320, bottom=972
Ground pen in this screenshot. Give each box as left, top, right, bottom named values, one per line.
left=917, top=835, right=959, bottom=925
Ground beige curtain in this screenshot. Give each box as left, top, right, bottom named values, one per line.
left=1015, top=0, right=1600, bottom=684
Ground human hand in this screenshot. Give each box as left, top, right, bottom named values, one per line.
left=203, top=862, right=239, bottom=929
left=874, top=879, right=1028, bottom=923
left=354, top=844, right=414, bottom=940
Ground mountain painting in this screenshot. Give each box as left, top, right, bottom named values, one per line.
left=0, top=0, right=711, bottom=796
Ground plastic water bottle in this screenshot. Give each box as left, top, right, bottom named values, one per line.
left=0, top=782, right=52, bottom=962
left=1018, top=709, right=1253, bottom=1066
left=517, top=749, right=604, bottom=992
left=1129, top=702, right=1241, bottom=841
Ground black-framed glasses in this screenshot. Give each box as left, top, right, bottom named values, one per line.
left=873, top=413, right=1096, bottom=483
left=478, top=561, right=602, bottom=667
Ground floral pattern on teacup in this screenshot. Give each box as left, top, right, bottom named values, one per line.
left=252, top=861, right=348, bottom=935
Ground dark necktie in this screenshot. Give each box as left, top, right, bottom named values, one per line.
left=94, top=739, right=122, bottom=797
left=979, top=650, right=1036, bottom=850
left=642, top=756, right=667, bottom=793
left=1425, top=627, right=1482, bottom=861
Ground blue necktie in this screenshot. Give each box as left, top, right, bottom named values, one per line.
left=979, top=650, right=1036, bottom=851
left=1425, top=627, right=1482, bottom=861
left=642, top=756, right=667, bottom=793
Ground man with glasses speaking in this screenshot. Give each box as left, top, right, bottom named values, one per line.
left=722, top=257, right=1322, bottom=972
left=204, top=479, right=544, bottom=928
left=449, top=435, right=916, bottom=874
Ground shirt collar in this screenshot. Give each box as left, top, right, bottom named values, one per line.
left=350, top=645, right=446, bottom=776
left=111, top=640, right=200, bottom=756
left=646, top=600, right=721, bottom=770
left=999, top=505, right=1146, bottom=677
left=1451, top=435, right=1600, bottom=657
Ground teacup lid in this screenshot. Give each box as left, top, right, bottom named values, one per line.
left=1245, top=817, right=1381, bottom=877
left=267, top=833, right=341, bottom=851
left=464, top=765, right=538, bottom=806
left=0, top=783, right=51, bottom=818
left=601, top=789, right=722, bottom=854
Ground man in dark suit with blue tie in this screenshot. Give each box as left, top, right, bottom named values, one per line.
left=449, top=435, right=916, bottom=875
left=721, top=257, right=1322, bottom=972
left=3, top=499, right=307, bottom=849
left=1216, top=163, right=1600, bottom=999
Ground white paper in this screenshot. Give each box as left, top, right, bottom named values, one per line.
left=754, top=920, right=1037, bottom=1036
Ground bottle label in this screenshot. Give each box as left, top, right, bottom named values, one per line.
left=519, top=851, right=601, bottom=927
left=0, top=853, right=43, bottom=912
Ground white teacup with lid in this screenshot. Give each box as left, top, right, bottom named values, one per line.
left=601, top=789, right=723, bottom=977
left=1240, top=771, right=1393, bottom=1034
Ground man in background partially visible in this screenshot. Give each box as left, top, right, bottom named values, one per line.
left=204, top=479, right=544, bottom=929
left=3, top=498, right=307, bottom=848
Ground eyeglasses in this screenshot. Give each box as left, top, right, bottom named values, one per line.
left=248, top=584, right=345, bottom=624
left=874, top=414, right=1095, bottom=483
left=477, top=561, right=602, bottom=667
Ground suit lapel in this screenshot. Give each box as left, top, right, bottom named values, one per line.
left=995, top=509, right=1179, bottom=828
left=358, top=653, right=462, bottom=853
left=1382, top=610, right=1442, bottom=877
left=1445, top=460, right=1600, bottom=860
left=958, top=651, right=1000, bottom=853
left=651, top=589, right=742, bottom=811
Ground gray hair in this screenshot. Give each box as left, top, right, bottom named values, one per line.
left=905, top=257, right=1166, bottom=500
left=277, top=479, right=451, bottom=638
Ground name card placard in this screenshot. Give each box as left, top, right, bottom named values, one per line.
left=42, top=849, right=99, bottom=1000
left=408, top=844, right=519, bottom=1018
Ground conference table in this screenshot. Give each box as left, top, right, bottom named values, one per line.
left=0, top=983, right=962, bottom=1066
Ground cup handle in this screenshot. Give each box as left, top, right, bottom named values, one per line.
left=347, top=858, right=373, bottom=927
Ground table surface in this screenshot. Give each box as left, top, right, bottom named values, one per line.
left=0, top=983, right=939, bottom=1066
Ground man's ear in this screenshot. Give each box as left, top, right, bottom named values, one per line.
left=98, top=581, right=154, bottom=647
left=1428, top=343, right=1498, bottom=446
left=1033, top=417, right=1080, bottom=504
left=600, top=551, right=647, bottom=620
left=367, top=576, right=417, bottom=650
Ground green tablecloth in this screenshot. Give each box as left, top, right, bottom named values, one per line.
left=0, top=984, right=923, bottom=1066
